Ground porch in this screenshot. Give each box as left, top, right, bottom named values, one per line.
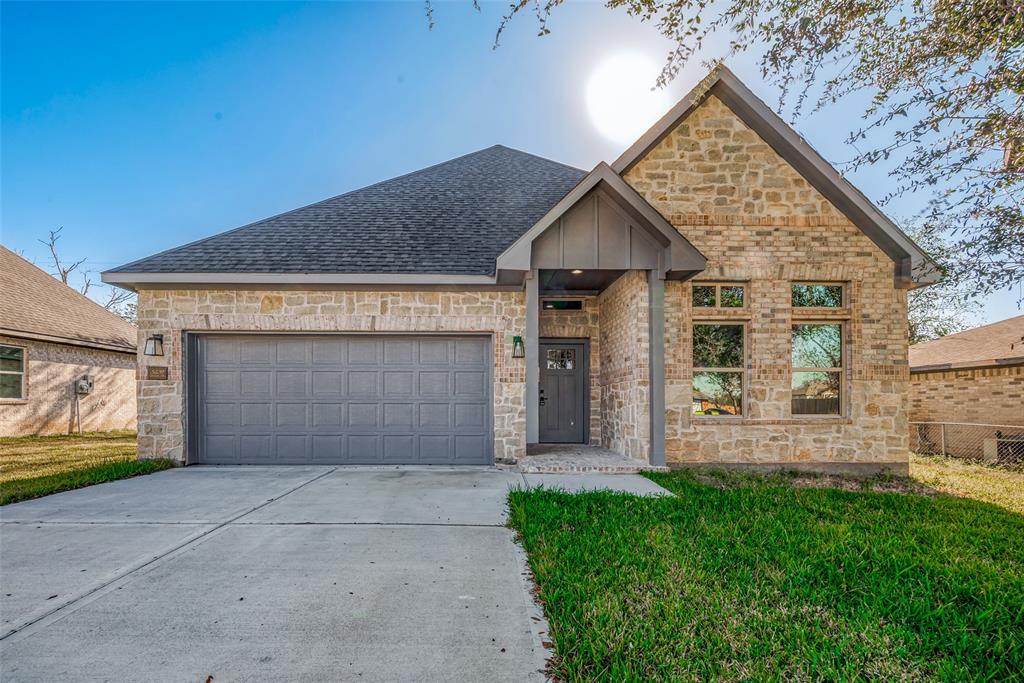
left=516, top=444, right=669, bottom=474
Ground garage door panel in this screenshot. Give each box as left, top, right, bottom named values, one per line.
left=194, top=335, right=491, bottom=465
left=240, top=340, right=272, bottom=363
left=312, top=403, right=344, bottom=428
left=312, top=370, right=344, bottom=396
left=312, top=339, right=344, bottom=364
left=275, top=340, right=308, bottom=364
left=241, top=403, right=272, bottom=427
left=383, top=403, right=414, bottom=429
left=418, top=372, right=449, bottom=396
left=240, top=371, right=272, bottom=396
left=383, top=371, right=414, bottom=396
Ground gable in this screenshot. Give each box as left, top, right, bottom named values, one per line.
left=614, top=67, right=938, bottom=288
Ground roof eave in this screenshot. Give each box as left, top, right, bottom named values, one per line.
left=0, top=328, right=136, bottom=354
left=101, top=271, right=504, bottom=290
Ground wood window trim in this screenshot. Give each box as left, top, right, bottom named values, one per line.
left=790, top=321, right=847, bottom=418
left=692, top=320, right=747, bottom=419
left=791, top=281, right=847, bottom=309
left=692, top=282, right=748, bottom=309
left=0, top=343, right=28, bottom=403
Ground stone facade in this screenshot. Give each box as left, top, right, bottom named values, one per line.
left=134, top=289, right=526, bottom=463
left=910, top=365, right=1024, bottom=427
left=598, top=271, right=651, bottom=461
left=0, top=335, right=137, bottom=436
left=625, top=94, right=910, bottom=471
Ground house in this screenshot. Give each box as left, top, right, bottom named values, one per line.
left=909, top=315, right=1024, bottom=428
left=102, top=67, right=938, bottom=474
left=1, top=246, right=137, bottom=436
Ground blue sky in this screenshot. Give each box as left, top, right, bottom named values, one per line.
left=2, top=1, right=1018, bottom=323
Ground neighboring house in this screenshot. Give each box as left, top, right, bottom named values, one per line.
left=909, top=315, right=1024, bottom=428
left=102, top=67, right=938, bottom=474
left=1, top=246, right=137, bottom=436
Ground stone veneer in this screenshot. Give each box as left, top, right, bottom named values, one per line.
left=597, top=271, right=650, bottom=460
left=134, top=289, right=526, bottom=463
left=0, top=335, right=137, bottom=436
left=910, top=365, right=1024, bottom=427
left=625, top=94, right=910, bottom=471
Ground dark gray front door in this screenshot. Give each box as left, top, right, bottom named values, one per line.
left=538, top=341, right=585, bottom=443
left=192, top=334, right=492, bottom=465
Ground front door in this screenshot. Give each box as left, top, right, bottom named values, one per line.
left=539, top=341, right=586, bottom=443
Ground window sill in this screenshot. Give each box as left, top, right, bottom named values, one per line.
left=0, top=398, right=29, bottom=405
left=692, top=417, right=852, bottom=426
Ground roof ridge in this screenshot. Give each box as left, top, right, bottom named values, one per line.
left=912, top=314, right=1024, bottom=348
left=490, top=143, right=586, bottom=174
left=1, top=245, right=136, bottom=332
left=108, top=145, right=581, bottom=274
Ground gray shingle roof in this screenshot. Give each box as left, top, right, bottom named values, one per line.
left=1, top=246, right=136, bottom=352
left=109, top=145, right=586, bottom=276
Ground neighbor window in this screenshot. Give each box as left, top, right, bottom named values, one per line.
left=692, top=283, right=746, bottom=308
left=792, top=283, right=844, bottom=308
left=692, top=323, right=744, bottom=416
left=0, top=345, right=25, bottom=400
left=791, top=323, right=843, bottom=415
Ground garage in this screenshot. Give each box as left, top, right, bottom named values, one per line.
left=188, top=334, right=493, bottom=465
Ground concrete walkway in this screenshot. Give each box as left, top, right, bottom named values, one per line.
left=0, top=466, right=669, bottom=682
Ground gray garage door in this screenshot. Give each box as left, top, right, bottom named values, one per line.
left=191, top=335, right=492, bottom=465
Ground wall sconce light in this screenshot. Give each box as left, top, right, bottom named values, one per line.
left=143, top=334, right=165, bottom=357
left=511, top=335, right=525, bottom=359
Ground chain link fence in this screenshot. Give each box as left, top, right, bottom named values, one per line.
left=911, top=422, right=1024, bottom=468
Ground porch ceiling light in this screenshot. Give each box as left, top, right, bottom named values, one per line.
left=571, top=269, right=584, bottom=275
left=511, top=335, right=525, bottom=359
left=143, top=334, right=165, bottom=357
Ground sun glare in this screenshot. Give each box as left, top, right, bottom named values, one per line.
left=585, top=53, right=672, bottom=146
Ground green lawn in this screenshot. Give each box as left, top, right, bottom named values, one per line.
left=0, top=431, right=173, bottom=505
left=509, top=466, right=1024, bottom=681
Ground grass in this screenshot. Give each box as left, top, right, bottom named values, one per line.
left=508, top=466, right=1024, bottom=681
left=910, top=453, right=1024, bottom=514
left=0, top=431, right=173, bottom=505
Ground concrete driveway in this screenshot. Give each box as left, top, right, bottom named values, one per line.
left=0, top=466, right=667, bottom=682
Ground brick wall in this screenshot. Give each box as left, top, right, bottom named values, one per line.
left=0, top=335, right=137, bottom=436
left=539, top=298, right=602, bottom=444
left=626, top=94, right=910, bottom=471
left=598, top=271, right=650, bottom=460
left=134, top=289, right=526, bottom=463
left=910, top=365, right=1024, bottom=427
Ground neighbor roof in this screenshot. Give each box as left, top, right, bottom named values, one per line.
left=0, top=246, right=136, bottom=353
left=909, top=315, right=1024, bottom=371
left=106, top=145, right=586, bottom=278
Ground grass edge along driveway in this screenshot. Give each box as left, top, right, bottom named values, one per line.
left=0, top=431, right=173, bottom=505
left=508, top=468, right=1024, bottom=682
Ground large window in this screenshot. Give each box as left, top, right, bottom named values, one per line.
left=0, top=345, right=26, bottom=400
left=791, top=323, right=843, bottom=415
left=693, top=283, right=746, bottom=308
left=792, top=283, right=843, bottom=308
left=692, top=323, right=744, bottom=416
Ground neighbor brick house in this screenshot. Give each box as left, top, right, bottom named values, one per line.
left=102, top=67, right=937, bottom=473
left=1, top=246, right=137, bottom=436
left=909, top=315, right=1024, bottom=427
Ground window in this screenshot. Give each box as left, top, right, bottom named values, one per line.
left=546, top=348, right=576, bottom=370
left=692, top=283, right=745, bottom=308
left=542, top=300, right=583, bottom=311
left=0, top=345, right=25, bottom=399
left=791, top=323, right=843, bottom=415
left=792, top=283, right=843, bottom=308
left=692, top=323, right=744, bottom=416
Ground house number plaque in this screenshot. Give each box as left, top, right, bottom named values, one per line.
left=146, top=366, right=169, bottom=380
